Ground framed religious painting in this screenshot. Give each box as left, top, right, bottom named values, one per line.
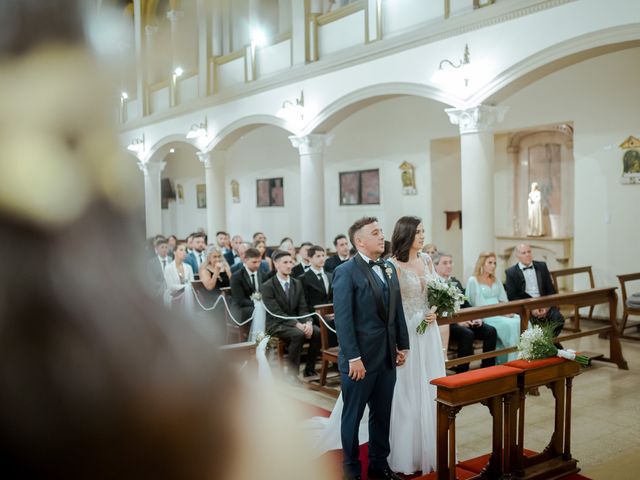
left=339, top=169, right=380, bottom=205
left=256, top=177, right=284, bottom=207
left=196, top=184, right=207, bottom=209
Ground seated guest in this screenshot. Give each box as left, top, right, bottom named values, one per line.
left=263, top=250, right=321, bottom=385
left=422, top=243, right=438, bottom=257
left=505, top=244, right=565, bottom=336
left=164, top=241, right=194, bottom=308
left=230, top=242, right=251, bottom=274
left=215, top=230, right=231, bottom=254
left=230, top=248, right=265, bottom=325
left=291, top=241, right=313, bottom=277
left=199, top=246, right=232, bottom=291
left=466, top=252, right=522, bottom=364
left=324, top=234, right=350, bottom=273
left=253, top=231, right=273, bottom=258
left=148, top=237, right=169, bottom=299
left=224, top=234, right=244, bottom=266
left=167, top=234, right=177, bottom=259
left=301, top=245, right=337, bottom=347
left=279, top=238, right=297, bottom=259
left=433, top=252, right=497, bottom=373
left=253, top=239, right=273, bottom=275
left=185, top=232, right=207, bottom=277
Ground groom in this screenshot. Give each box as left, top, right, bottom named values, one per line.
left=333, top=217, right=410, bottom=480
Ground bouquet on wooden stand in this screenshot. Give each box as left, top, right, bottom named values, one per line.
left=517, top=323, right=590, bottom=366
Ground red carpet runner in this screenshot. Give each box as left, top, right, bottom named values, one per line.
left=305, top=402, right=592, bottom=480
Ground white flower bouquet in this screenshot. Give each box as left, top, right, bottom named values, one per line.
left=517, top=323, right=590, bottom=366
left=417, top=277, right=467, bottom=334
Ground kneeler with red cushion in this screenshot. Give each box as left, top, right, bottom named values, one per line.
left=430, top=365, right=522, bottom=480
left=503, top=357, right=582, bottom=479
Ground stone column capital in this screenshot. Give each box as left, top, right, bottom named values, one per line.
left=289, top=133, right=333, bottom=156
left=138, top=160, right=166, bottom=176
left=445, top=105, right=508, bottom=135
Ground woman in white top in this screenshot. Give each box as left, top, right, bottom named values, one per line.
left=164, top=241, right=194, bottom=307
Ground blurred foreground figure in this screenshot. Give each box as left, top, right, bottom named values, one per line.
left=0, top=2, right=326, bottom=479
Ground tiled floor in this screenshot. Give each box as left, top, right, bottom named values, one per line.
left=288, top=321, right=640, bottom=479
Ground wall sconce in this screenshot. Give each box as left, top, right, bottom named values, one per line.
left=277, top=91, right=305, bottom=125
left=431, top=43, right=471, bottom=87
left=127, top=134, right=145, bottom=154
left=186, top=117, right=208, bottom=140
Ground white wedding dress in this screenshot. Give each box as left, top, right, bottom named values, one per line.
left=303, top=253, right=446, bottom=475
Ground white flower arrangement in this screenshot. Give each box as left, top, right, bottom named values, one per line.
left=250, top=292, right=263, bottom=301
left=517, top=324, right=590, bottom=366
left=417, top=277, right=467, bottom=334
left=384, top=265, right=393, bottom=279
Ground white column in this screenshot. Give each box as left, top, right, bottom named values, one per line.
left=290, top=0, right=306, bottom=65
left=289, top=134, right=331, bottom=245
left=198, top=151, right=227, bottom=237
left=133, top=0, right=146, bottom=118
left=445, top=105, right=508, bottom=279
left=196, top=0, right=211, bottom=96
left=139, top=160, right=166, bottom=237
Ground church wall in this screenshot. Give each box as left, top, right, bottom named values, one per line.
left=224, top=125, right=302, bottom=245
left=497, top=47, right=640, bottom=294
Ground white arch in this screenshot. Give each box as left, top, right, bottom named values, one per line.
left=204, top=114, right=297, bottom=152
left=471, top=24, right=640, bottom=106
left=143, top=134, right=200, bottom=164
left=303, top=82, right=459, bottom=135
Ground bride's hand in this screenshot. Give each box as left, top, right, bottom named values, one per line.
left=424, top=312, right=437, bottom=324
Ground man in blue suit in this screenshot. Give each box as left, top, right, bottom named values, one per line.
left=333, top=217, right=410, bottom=480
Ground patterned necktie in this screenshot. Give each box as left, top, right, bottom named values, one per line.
left=283, top=281, right=290, bottom=298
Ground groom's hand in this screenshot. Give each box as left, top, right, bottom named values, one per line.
left=348, top=359, right=366, bottom=381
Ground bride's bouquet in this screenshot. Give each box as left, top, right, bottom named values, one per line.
left=517, top=323, right=590, bottom=366
left=417, top=277, right=467, bottom=334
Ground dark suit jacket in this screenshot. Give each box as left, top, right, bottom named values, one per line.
left=324, top=255, right=348, bottom=273
left=147, top=257, right=167, bottom=298
left=301, top=269, right=333, bottom=309
left=332, top=256, right=410, bottom=373
left=261, top=275, right=310, bottom=329
left=224, top=249, right=241, bottom=267
left=505, top=261, right=556, bottom=301
left=291, top=262, right=310, bottom=279
left=449, top=277, right=471, bottom=308
left=230, top=268, right=265, bottom=318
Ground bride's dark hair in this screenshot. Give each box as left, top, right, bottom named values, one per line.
left=390, top=216, right=422, bottom=262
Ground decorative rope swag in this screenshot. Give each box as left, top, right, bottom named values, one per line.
left=179, top=286, right=337, bottom=342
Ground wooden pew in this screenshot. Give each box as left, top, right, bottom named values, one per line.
left=218, top=287, right=250, bottom=344
left=550, top=266, right=596, bottom=332
left=439, top=287, right=628, bottom=371
left=617, top=272, right=640, bottom=340
left=314, top=303, right=340, bottom=388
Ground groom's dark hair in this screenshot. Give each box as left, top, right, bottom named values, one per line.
left=391, top=216, right=422, bottom=262
left=348, top=217, right=378, bottom=246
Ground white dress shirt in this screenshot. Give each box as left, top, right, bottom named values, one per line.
left=310, top=266, right=329, bottom=292
left=519, top=262, right=540, bottom=297
left=358, top=251, right=386, bottom=283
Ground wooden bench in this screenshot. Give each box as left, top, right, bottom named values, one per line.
left=314, top=303, right=340, bottom=387
left=440, top=288, right=628, bottom=371
left=617, top=272, right=640, bottom=341
left=550, top=266, right=595, bottom=332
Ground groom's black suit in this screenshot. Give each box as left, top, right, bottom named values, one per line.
left=333, top=254, right=410, bottom=479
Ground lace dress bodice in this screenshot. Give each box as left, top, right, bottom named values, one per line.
left=391, top=254, right=434, bottom=324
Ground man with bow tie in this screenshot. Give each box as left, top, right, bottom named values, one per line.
left=333, top=217, right=409, bottom=480
left=505, top=243, right=565, bottom=336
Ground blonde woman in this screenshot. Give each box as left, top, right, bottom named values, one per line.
left=465, top=252, right=521, bottom=364
left=199, top=246, right=232, bottom=291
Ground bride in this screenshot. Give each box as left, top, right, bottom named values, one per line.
left=304, top=216, right=445, bottom=475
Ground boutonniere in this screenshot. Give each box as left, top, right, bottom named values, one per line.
left=384, top=265, right=393, bottom=279
left=250, top=292, right=262, bottom=301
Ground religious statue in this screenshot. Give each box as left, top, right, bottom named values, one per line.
left=399, top=161, right=417, bottom=195
left=231, top=179, right=240, bottom=203
left=527, top=182, right=544, bottom=236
